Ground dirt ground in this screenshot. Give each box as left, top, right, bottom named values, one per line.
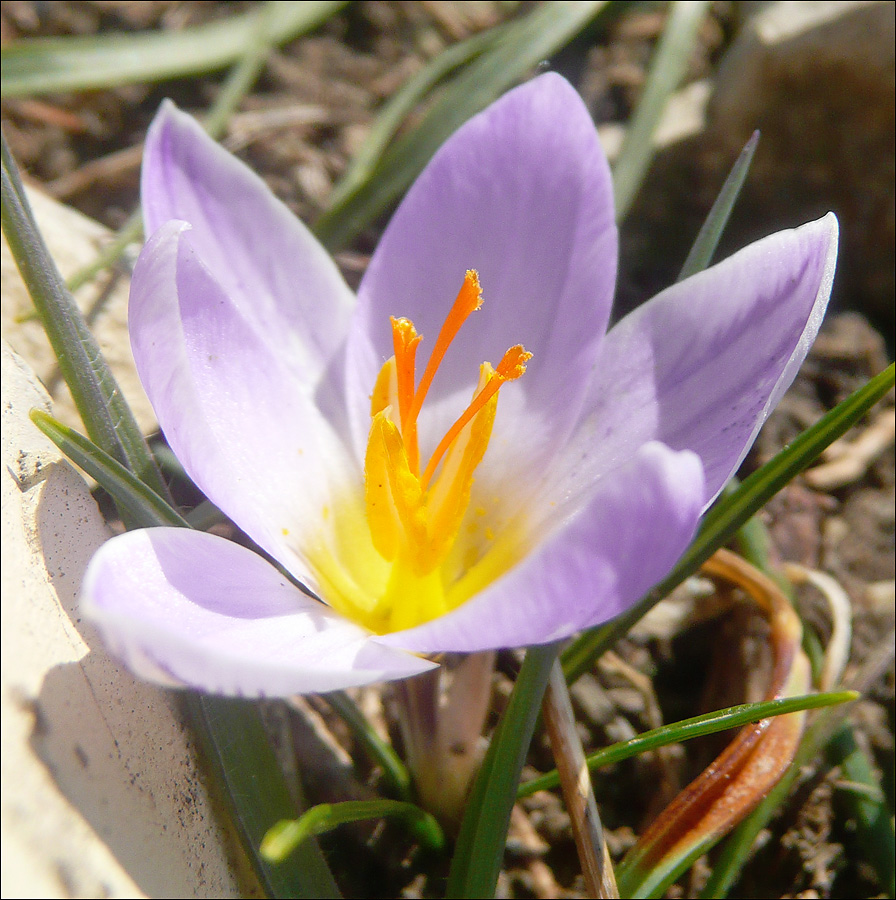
left=2, top=3, right=893, bottom=898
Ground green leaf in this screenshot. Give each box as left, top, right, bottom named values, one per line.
left=678, top=131, right=760, bottom=281
left=29, top=411, right=187, bottom=529
left=1, top=133, right=169, bottom=503
left=324, top=692, right=412, bottom=801
left=518, top=691, right=857, bottom=798
left=326, top=24, right=505, bottom=211
left=65, top=210, right=143, bottom=294
left=315, top=0, right=610, bottom=250
left=447, top=642, right=561, bottom=899
left=826, top=726, right=896, bottom=898
left=188, top=695, right=342, bottom=899
left=612, top=0, right=712, bottom=220
left=261, top=799, right=444, bottom=863
left=562, top=363, right=895, bottom=683
left=0, top=1, right=347, bottom=97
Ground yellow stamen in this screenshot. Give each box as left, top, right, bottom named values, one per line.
left=421, top=344, right=531, bottom=487
left=390, top=317, right=420, bottom=437
left=370, top=356, right=397, bottom=418
left=333, top=269, right=531, bottom=633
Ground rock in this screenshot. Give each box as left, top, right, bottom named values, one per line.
left=0, top=326, right=242, bottom=895
left=616, top=1, right=894, bottom=336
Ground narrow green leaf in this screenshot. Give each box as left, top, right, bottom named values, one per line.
left=518, top=691, right=857, bottom=798
left=625, top=835, right=705, bottom=899
left=2, top=133, right=169, bottom=502
left=678, top=131, right=760, bottom=281
left=612, top=0, right=712, bottom=220
left=325, top=692, right=412, bottom=801
left=0, top=1, right=347, bottom=97
left=326, top=24, right=505, bottom=211
left=261, top=799, right=444, bottom=863
left=29, top=410, right=187, bottom=529
left=202, top=0, right=287, bottom=142
left=447, top=642, right=561, bottom=899
left=698, top=363, right=895, bottom=545
left=315, top=0, right=609, bottom=250
left=826, top=726, right=896, bottom=898
left=188, top=695, right=343, bottom=899
left=562, top=363, right=895, bottom=683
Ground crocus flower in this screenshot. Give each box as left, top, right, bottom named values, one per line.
left=84, top=74, right=838, bottom=697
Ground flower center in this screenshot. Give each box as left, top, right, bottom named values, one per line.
left=360, top=270, right=530, bottom=632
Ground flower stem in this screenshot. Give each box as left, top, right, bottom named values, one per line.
left=393, top=651, right=495, bottom=828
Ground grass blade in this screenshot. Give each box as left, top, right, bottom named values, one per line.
left=678, top=131, right=759, bottom=280
left=612, top=0, right=712, bottom=220
left=326, top=24, right=505, bottom=211
left=30, top=411, right=187, bottom=528
left=324, top=692, right=412, bottom=801
left=826, top=726, right=895, bottom=898
left=447, top=642, right=561, bottom=899
left=260, top=800, right=444, bottom=862
left=188, top=695, right=343, bottom=899
left=519, top=691, right=857, bottom=798
left=1, top=1, right=347, bottom=97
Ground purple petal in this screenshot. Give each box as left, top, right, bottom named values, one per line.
left=84, top=528, right=436, bottom=696
left=557, top=214, right=838, bottom=507
left=142, top=101, right=354, bottom=388
left=378, top=442, right=705, bottom=653
left=346, top=74, right=618, bottom=475
left=130, top=221, right=358, bottom=587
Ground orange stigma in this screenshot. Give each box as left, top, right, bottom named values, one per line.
left=390, top=270, right=485, bottom=475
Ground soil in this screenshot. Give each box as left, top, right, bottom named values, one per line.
left=2, top=3, right=893, bottom=898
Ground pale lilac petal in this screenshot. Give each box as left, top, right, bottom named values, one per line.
left=346, top=73, right=618, bottom=475
left=554, top=214, right=838, bottom=508
left=84, top=528, right=435, bottom=696
left=142, top=101, right=354, bottom=388
left=378, top=442, right=705, bottom=653
left=130, top=221, right=357, bottom=588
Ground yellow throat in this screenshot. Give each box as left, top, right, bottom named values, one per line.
left=312, top=270, right=530, bottom=635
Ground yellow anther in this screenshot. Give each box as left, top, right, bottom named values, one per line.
left=422, top=344, right=530, bottom=487
left=390, top=317, right=420, bottom=436
left=357, top=270, right=530, bottom=630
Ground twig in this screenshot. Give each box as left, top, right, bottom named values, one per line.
left=542, top=659, right=619, bottom=898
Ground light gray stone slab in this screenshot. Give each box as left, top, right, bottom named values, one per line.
left=1, top=329, right=243, bottom=897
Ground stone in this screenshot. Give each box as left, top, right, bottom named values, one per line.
left=616, top=1, right=894, bottom=336
left=1, top=205, right=246, bottom=896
